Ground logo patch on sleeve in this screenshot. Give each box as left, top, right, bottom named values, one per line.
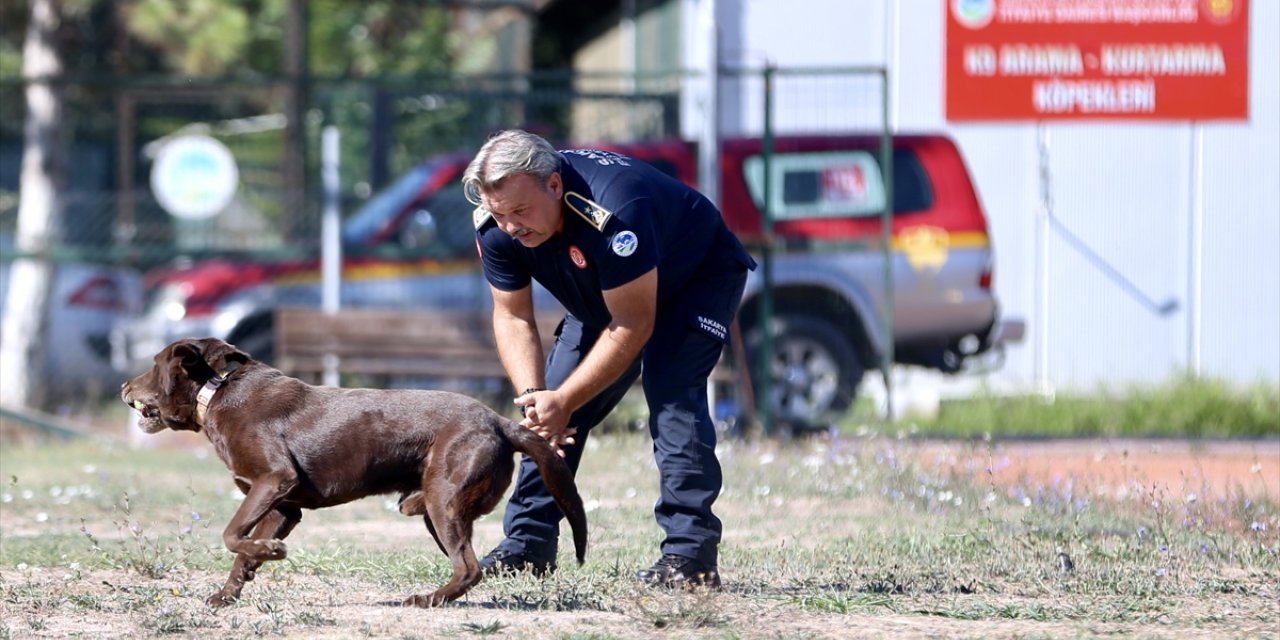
left=564, top=191, right=613, bottom=230
left=611, top=230, right=639, bottom=257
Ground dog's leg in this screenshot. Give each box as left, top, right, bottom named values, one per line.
left=207, top=506, right=302, bottom=608
left=422, top=515, right=449, bottom=557
left=398, top=490, right=449, bottom=555
left=221, top=474, right=298, bottom=562
left=398, top=491, right=448, bottom=554
left=403, top=500, right=482, bottom=607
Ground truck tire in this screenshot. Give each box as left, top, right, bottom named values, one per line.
left=744, top=313, right=864, bottom=429
left=229, top=317, right=275, bottom=365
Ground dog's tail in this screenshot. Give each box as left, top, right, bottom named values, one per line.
left=500, top=420, right=588, bottom=565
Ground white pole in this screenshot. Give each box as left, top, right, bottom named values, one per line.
left=701, top=0, right=721, bottom=413
left=884, top=0, right=900, bottom=132
left=1035, top=123, right=1052, bottom=396
left=321, top=125, right=342, bottom=387
left=622, top=0, right=636, bottom=89
left=1187, top=123, right=1204, bottom=377
left=699, top=0, right=720, bottom=206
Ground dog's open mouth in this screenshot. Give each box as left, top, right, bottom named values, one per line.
left=127, top=399, right=167, bottom=433
left=130, top=399, right=158, bottom=419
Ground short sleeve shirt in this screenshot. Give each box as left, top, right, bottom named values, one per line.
left=476, top=149, right=755, bottom=330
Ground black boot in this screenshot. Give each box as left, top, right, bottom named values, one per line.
left=478, top=547, right=557, bottom=577
left=634, top=554, right=721, bottom=588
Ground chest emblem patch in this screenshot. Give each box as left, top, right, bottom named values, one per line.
left=611, top=230, right=639, bottom=257
left=568, top=245, right=588, bottom=269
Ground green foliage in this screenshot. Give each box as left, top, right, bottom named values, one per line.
left=2, top=1, right=459, bottom=79
left=309, top=0, right=454, bottom=77
left=127, top=0, right=253, bottom=75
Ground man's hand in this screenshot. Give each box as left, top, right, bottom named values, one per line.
left=514, top=389, right=577, bottom=457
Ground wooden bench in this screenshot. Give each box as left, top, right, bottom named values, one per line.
left=275, top=307, right=553, bottom=387
left=275, top=306, right=752, bottom=423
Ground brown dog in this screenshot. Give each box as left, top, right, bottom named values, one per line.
left=121, top=337, right=586, bottom=608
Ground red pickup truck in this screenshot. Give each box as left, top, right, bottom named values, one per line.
left=115, top=134, right=1021, bottom=427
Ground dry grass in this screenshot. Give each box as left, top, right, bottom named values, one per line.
left=1, top=430, right=1277, bottom=639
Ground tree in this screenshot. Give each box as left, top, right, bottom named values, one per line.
left=0, top=0, right=66, bottom=409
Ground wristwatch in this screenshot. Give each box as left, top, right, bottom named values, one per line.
left=520, top=388, right=545, bottom=418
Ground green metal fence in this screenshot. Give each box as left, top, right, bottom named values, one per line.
left=2, top=67, right=892, bottom=432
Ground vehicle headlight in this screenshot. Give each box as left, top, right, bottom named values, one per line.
left=151, top=283, right=191, bottom=322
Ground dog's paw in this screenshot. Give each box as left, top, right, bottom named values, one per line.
left=257, top=540, right=285, bottom=560
left=205, top=591, right=239, bottom=608
left=251, top=539, right=288, bottom=560
left=402, top=592, right=449, bottom=608
left=398, top=491, right=427, bottom=516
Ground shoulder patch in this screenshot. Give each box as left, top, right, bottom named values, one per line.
left=611, top=230, right=639, bottom=257
left=472, top=205, right=493, bottom=230
left=564, top=191, right=613, bottom=231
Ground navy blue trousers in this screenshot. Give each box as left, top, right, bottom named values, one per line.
left=497, top=268, right=747, bottom=567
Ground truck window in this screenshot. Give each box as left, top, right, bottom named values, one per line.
left=413, top=182, right=476, bottom=257
left=743, top=148, right=933, bottom=219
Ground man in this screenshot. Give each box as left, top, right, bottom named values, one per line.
left=464, top=129, right=755, bottom=588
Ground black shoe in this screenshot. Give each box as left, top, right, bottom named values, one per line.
left=634, top=554, right=721, bottom=589
left=478, top=547, right=556, bottom=577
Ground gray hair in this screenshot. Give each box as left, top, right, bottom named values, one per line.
left=462, top=129, right=562, bottom=205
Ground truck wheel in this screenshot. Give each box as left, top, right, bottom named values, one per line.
left=744, top=313, right=863, bottom=429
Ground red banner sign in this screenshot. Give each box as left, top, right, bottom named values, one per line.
left=945, top=0, right=1250, bottom=121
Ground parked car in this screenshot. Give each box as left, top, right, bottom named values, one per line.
left=1, top=235, right=143, bottom=403
left=113, top=134, right=1021, bottom=426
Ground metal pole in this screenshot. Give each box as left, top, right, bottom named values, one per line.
left=1187, top=123, right=1204, bottom=377
left=879, top=68, right=895, bottom=422
left=1035, top=123, right=1052, bottom=396
left=321, top=125, right=342, bottom=387
left=758, top=64, right=775, bottom=436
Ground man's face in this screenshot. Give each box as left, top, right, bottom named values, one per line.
left=481, top=172, right=564, bottom=248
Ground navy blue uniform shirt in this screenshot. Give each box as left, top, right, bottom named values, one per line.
left=475, top=148, right=756, bottom=340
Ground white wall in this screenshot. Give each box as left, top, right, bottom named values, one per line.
left=694, top=0, right=1279, bottom=391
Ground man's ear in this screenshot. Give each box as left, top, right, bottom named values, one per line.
left=548, top=171, right=563, bottom=199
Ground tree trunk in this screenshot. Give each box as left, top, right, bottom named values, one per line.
left=0, top=0, right=66, bottom=409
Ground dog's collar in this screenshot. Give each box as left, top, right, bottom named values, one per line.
left=196, top=363, right=240, bottom=427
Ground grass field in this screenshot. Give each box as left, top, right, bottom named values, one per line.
left=1, top=428, right=1277, bottom=639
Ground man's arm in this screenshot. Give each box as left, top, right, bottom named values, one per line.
left=489, top=283, right=545, bottom=393
left=518, top=268, right=656, bottom=438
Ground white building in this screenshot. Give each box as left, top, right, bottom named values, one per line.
left=676, top=0, right=1279, bottom=394
left=534, top=0, right=1275, bottom=395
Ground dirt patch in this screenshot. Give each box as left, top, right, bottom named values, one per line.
left=3, top=436, right=1276, bottom=638
left=906, top=438, right=1279, bottom=498
left=3, top=568, right=1273, bottom=640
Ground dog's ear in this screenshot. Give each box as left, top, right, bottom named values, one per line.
left=166, top=338, right=248, bottom=386
left=161, top=339, right=207, bottom=395
left=198, top=338, right=251, bottom=377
